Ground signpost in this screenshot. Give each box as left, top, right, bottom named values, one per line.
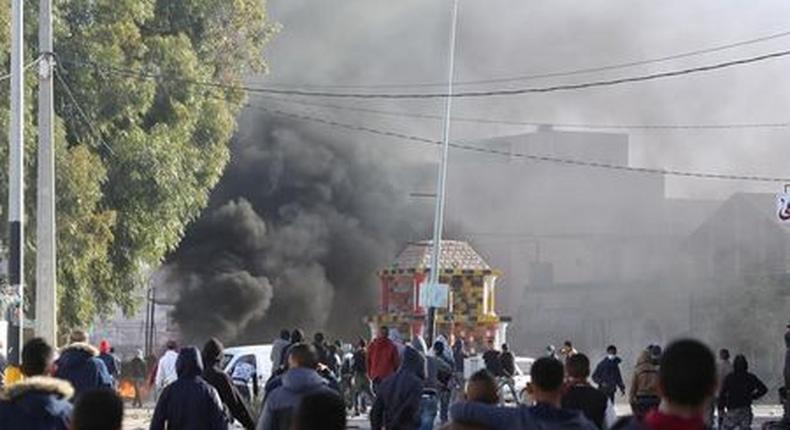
left=420, top=283, right=449, bottom=309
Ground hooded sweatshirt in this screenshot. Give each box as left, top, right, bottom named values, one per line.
left=450, top=400, right=598, bottom=430
left=0, top=376, right=74, bottom=430
left=257, top=367, right=335, bottom=430
left=718, top=356, right=767, bottom=411
left=150, top=347, right=228, bottom=430
left=202, top=339, right=255, bottom=430
left=370, top=346, right=426, bottom=430
left=629, top=350, right=660, bottom=404
left=53, top=342, right=112, bottom=398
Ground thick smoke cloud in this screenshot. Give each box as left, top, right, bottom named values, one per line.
left=167, top=115, right=426, bottom=342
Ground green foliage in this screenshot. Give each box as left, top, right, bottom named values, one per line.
left=0, top=0, right=275, bottom=331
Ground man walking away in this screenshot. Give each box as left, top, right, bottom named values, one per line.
left=0, top=337, right=73, bottom=430
left=258, top=343, right=335, bottom=430
left=291, top=391, right=347, bottom=430
left=71, top=388, right=124, bottom=430
left=370, top=345, right=426, bottom=430
left=351, top=339, right=372, bottom=415
left=619, top=339, right=717, bottom=430
left=482, top=339, right=503, bottom=378
left=718, top=355, right=767, bottom=430
left=54, top=329, right=113, bottom=398
left=155, top=340, right=179, bottom=395
left=592, top=345, right=625, bottom=403
left=270, top=330, right=290, bottom=371
left=129, top=350, right=147, bottom=408
left=710, top=348, right=733, bottom=427
left=367, top=325, right=400, bottom=393
left=98, top=340, right=119, bottom=386
left=563, top=353, right=613, bottom=430
left=435, top=341, right=456, bottom=424
left=499, top=343, right=519, bottom=404
left=202, top=338, right=255, bottom=430
left=449, top=356, right=598, bottom=430
left=150, top=346, right=228, bottom=430
left=313, top=332, right=331, bottom=369
left=629, top=348, right=661, bottom=420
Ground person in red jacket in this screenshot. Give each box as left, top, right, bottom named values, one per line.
left=367, top=326, right=400, bottom=393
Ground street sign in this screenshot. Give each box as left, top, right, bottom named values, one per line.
left=777, top=189, right=790, bottom=223
left=420, top=283, right=449, bottom=308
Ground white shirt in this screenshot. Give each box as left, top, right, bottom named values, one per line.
left=155, top=350, right=179, bottom=389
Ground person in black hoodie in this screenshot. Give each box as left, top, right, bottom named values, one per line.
left=202, top=338, right=255, bottom=430
left=150, top=346, right=228, bottom=430
left=562, top=353, right=612, bottom=430
left=0, top=337, right=73, bottom=430
left=718, top=355, right=768, bottom=430
left=370, top=345, right=426, bottom=430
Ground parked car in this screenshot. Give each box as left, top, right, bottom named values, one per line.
left=222, top=344, right=273, bottom=409
left=503, top=356, right=535, bottom=404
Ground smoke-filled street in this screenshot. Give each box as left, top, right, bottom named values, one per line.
left=3, top=1, right=790, bottom=430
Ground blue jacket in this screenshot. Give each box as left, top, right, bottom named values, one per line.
left=257, top=367, right=335, bottom=430
left=450, top=401, right=599, bottom=430
left=98, top=352, right=118, bottom=379
left=150, top=347, right=228, bottom=430
left=0, top=376, right=74, bottom=430
left=54, top=343, right=112, bottom=398
left=592, top=357, right=625, bottom=392
left=370, top=345, right=426, bottom=430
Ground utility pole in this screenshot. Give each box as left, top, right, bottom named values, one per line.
left=426, top=0, right=459, bottom=346
left=36, top=0, right=57, bottom=345
left=7, top=0, right=25, bottom=363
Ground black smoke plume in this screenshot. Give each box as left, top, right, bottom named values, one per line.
left=166, top=114, right=427, bottom=342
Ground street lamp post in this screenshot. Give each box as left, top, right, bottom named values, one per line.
left=426, top=0, right=459, bottom=346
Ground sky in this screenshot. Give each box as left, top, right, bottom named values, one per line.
left=254, top=0, right=790, bottom=199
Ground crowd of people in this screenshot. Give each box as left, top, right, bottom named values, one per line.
left=0, top=323, right=787, bottom=430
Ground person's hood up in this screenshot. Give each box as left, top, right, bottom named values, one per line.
left=0, top=376, right=74, bottom=401
left=58, top=342, right=98, bottom=370
left=98, top=340, right=111, bottom=355
left=733, top=355, right=748, bottom=373
left=135, top=349, right=144, bottom=360
left=411, top=335, right=427, bottom=355
left=202, top=338, right=223, bottom=366
left=176, top=346, right=204, bottom=378
left=282, top=367, right=328, bottom=393
left=400, top=345, right=426, bottom=380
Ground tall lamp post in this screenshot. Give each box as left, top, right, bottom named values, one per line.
left=426, top=0, right=459, bottom=345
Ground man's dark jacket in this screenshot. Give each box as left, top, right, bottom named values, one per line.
left=202, top=339, right=255, bottom=430
left=0, top=376, right=74, bottom=430
left=54, top=342, right=112, bottom=398
left=150, top=347, right=228, bottom=430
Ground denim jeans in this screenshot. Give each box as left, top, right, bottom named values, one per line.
left=420, top=393, right=439, bottom=430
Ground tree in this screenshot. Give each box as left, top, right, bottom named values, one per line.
left=0, top=0, right=275, bottom=331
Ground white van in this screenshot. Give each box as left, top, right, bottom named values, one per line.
left=222, top=344, right=273, bottom=408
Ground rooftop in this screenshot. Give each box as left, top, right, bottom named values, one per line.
left=386, top=240, right=492, bottom=272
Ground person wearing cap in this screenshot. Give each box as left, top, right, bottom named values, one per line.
left=98, top=340, right=119, bottom=386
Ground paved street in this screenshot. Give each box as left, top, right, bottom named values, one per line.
left=122, top=404, right=786, bottom=430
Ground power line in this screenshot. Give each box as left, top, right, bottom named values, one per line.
left=0, top=56, right=43, bottom=82
left=244, top=103, right=790, bottom=183
left=53, top=66, right=114, bottom=155
left=60, top=47, right=790, bottom=100
left=259, top=28, right=790, bottom=90
left=257, top=94, right=790, bottom=131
